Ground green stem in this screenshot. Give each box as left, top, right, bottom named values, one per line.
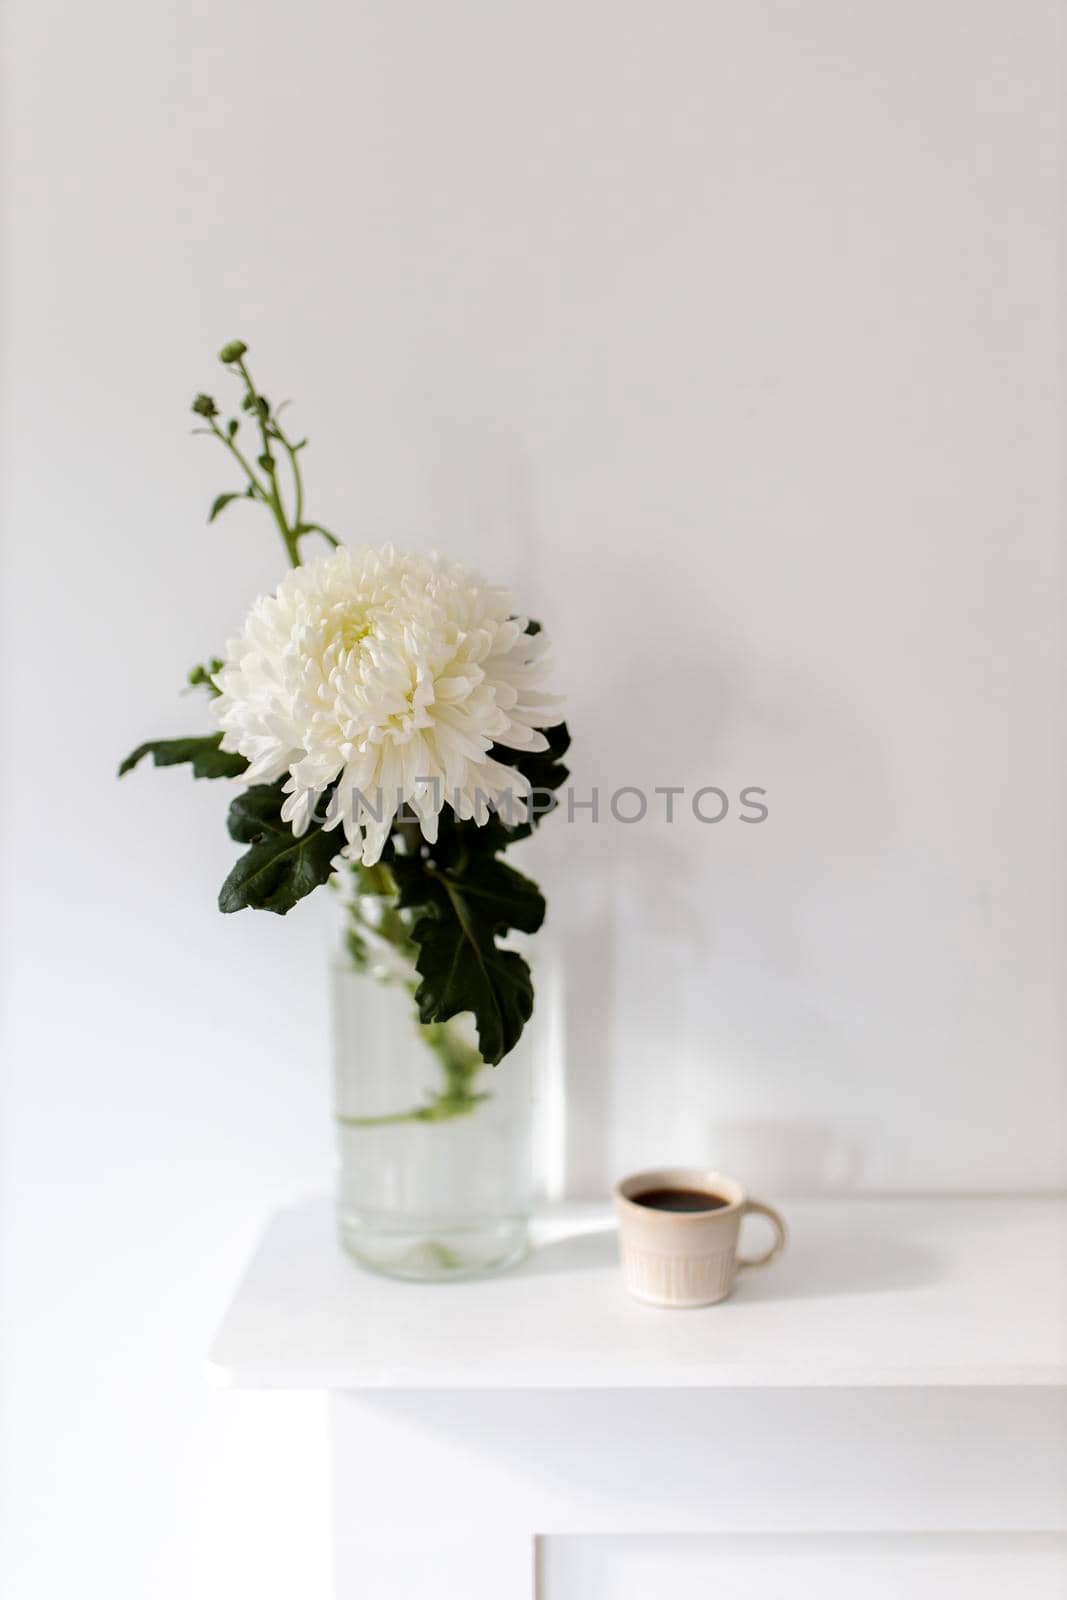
left=336, top=1000, right=488, bottom=1128
left=201, top=352, right=338, bottom=566
left=208, top=421, right=268, bottom=501
left=340, top=876, right=489, bottom=1127
left=271, top=418, right=340, bottom=550
left=235, top=356, right=300, bottom=568
left=280, top=431, right=304, bottom=529
left=337, top=1107, right=440, bottom=1129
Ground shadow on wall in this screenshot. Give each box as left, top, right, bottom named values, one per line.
left=539, top=545, right=893, bottom=1201
left=553, top=842, right=871, bottom=1200
left=703, top=1118, right=863, bottom=1197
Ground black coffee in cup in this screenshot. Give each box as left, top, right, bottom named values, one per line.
left=631, top=1186, right=729, bottom=1214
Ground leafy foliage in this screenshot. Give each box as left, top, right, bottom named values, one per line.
left=378, top=719, right=569, bottom=1065
left=208, top=491, right=241, bottom=523
left=389, top=852, right=542, bottom=1066
left=118, top=733, right=247, bottom=780
left=218, top=780, right=340, bottom=915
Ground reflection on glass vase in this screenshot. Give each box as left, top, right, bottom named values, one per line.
left=332, top=897, right=536, bottom=1281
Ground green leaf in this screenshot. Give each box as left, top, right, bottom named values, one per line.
left=224, top=781, right=290, bottom=844
left=218, top=829, right=339, bottom=915
left=412, top=917, right=533, bottom=1065
left=118, top=734, right=247, bottom=780
left=208, top=491, right=240, bottom=522
left=218, top=780, right=340, bottom=915
left=389, top=853, right=544, bottom=1064
left=434, top=720, right=571, bottom=859
left=435, top=857, right=545, bottom=935
left=410, top=904, right=534, bottom=1066
left=369, top=719, right=568, bottom=1061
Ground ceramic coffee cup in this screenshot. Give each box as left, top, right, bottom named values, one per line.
left=614, top=1168, right=787, bottom=1308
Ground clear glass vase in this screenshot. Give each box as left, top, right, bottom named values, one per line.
left=332, top=900, right=536, bottom=1281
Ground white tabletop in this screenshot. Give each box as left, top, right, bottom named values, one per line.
left=209, top=1195, right=1066, bottom=1390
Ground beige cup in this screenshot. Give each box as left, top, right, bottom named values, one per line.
left=614, top=1168, right=787, bottom=1308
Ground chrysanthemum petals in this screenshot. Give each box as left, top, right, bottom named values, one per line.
left=213, top=545, right=559, bottom=865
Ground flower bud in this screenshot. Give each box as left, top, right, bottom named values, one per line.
left=191, top=393, right=218, bottom=418
left=218, top=340, right=248, bottom=364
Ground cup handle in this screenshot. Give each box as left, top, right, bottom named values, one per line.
left=737, top=1199, right=787, bottom=1269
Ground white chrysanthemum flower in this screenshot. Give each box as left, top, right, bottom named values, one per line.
left=212, top=544, right=560, bottom=866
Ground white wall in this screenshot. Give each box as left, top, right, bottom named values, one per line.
left=541, top=1534, right=1067, bottom=1599
left=1, top=0, right=1062, bottom=1595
